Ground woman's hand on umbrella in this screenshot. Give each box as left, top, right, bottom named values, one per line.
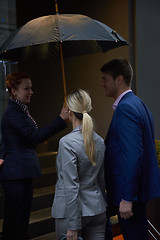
left=67, top=230, right=78, bottom=240
left=60, top=104, right=69, bottom=121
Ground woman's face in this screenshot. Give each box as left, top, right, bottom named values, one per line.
left=13, top=78, right=33, bottom=104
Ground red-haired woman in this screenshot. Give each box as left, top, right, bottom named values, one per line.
left=0, top=72, right=68, bottom=240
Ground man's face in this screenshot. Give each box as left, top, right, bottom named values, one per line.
left=101, top=72, right=118, bottom=99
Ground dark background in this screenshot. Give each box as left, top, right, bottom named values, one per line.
left=16, top=0, right=105, bottom=27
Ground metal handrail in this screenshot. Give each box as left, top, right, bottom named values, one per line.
left=148, top=219, right=160, bottom=240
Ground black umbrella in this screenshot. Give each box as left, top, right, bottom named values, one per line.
left=0, top=1, right=130, bottom=102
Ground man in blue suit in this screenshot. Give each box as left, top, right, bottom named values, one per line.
left=100, top=58, right=160, bottom=240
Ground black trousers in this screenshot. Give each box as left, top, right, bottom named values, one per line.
left=105, top=202, right=149, bottom=240
left=1, top=179, right=33, bottom=240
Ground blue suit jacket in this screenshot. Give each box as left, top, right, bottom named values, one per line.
left=104, top=92, right=160, bottom=205
left=0, top=100, right=67, bottom=180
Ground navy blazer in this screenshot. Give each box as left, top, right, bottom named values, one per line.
left=0, top=100, right=67, bottom=180
left=105, top=92, right=160, bottom=205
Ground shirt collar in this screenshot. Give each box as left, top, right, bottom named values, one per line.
left=72, top=124, right=82, bottom=132
left=112, top=90, right=132, bottom=110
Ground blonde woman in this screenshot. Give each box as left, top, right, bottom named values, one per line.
left=52, top=89, right=106, bottom=240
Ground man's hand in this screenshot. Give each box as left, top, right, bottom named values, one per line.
left=67, top=230, right=78, bottom=240
left=119, top=199, right=133, bottom=219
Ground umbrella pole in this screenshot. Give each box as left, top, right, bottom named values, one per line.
left=55, top=1, right=67, bottom=106
left=60, top=41, right=67, bottom=106
left=55, top=0, right=59, bottom=14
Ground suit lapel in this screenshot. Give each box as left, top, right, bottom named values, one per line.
left=105, top=92, right=134, bottom=144
left=105, top=113, right=115, bottom=144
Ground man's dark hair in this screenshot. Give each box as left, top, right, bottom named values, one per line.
left=100, top=58, right=133, bottom=86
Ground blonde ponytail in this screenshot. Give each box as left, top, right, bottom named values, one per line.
left=82, top=112, right=96, bottom=166
left=67, top=89, right=96, bottom=166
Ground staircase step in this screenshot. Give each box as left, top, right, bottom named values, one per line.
left=0, top=168, right=57, bottom=218
left=32, top=167, right=57, bottom=211
left=0, top=147, right=59, bottom=239
left=36, top=140, right=58, bottom=153
left=0, top=207, right=55, bottom=239
left=29, top=207, right=55, bottom=238
left=31, top=222, right=120, bottom=240
left=31, top=185, right=55, bottom=211
left=29, top=216, right=119, bottom=240
left=41, top=167, right=56, bottom=175
left=31, top=231, right=56, bottom=240
left=37, top=152, right=57, bottom=168
left=36, top=141, right=50, bottom=153
left=33, top=167, right=57, bottom=188
left=30, top=207, right=52, bottom=224
left=34, top=185, right=55, bottom=198
left=0, top=212, right=120, bottom=239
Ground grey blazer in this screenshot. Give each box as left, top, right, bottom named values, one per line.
left=52, top=125, right=106, bottom=230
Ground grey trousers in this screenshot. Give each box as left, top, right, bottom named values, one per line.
left=55, top=212, right=106, bottom=240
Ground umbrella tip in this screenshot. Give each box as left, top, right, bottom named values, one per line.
left=111, top=30, right=121, bottom=42
left=112, top=30, right=131, bottom=46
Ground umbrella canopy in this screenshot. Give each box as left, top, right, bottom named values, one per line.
left=0, top=14, right=130, bottom=61
left=0, top=13, right=130, bottom=103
